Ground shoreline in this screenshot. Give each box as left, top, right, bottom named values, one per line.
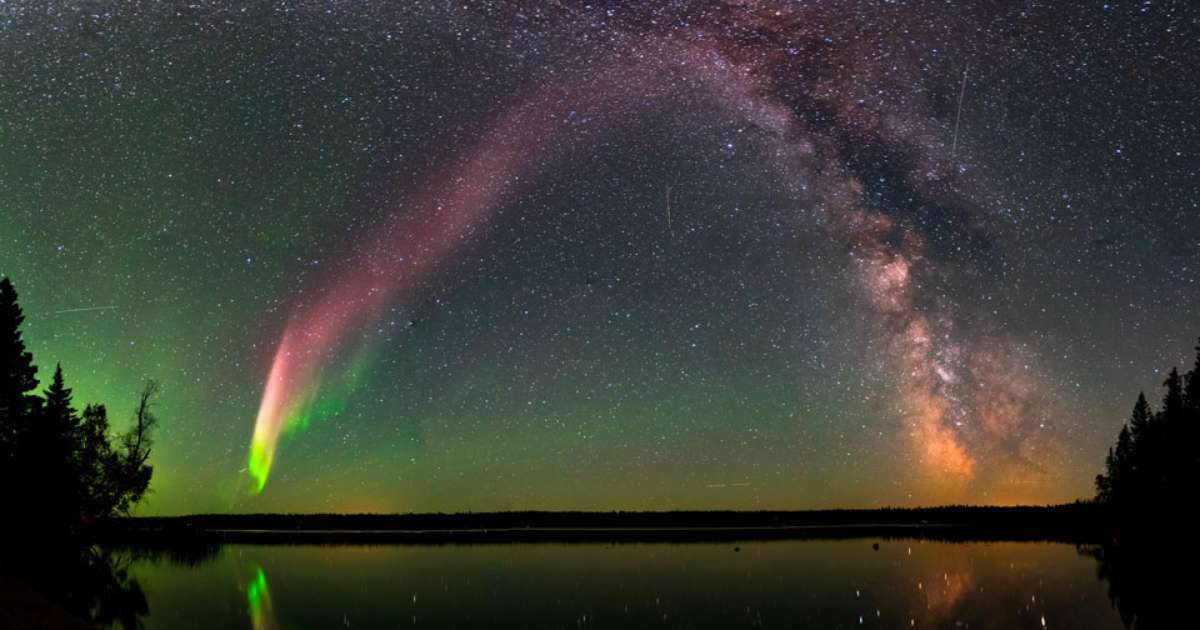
left=100, top=504, right=1112, bottom=545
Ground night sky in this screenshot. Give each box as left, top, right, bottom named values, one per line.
left=1, top=1, right=1197, bottom=515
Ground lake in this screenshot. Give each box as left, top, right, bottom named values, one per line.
left=102, top=539, right=1129, bottom=629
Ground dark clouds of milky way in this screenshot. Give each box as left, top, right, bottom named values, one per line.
left=1, top=1, right=1197, bottom=514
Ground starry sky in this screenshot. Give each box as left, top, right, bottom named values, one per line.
left=1, top=1, right=1197, bottom=515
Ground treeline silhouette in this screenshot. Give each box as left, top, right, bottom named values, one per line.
left=122, top=504, right=1101, bottom=531
left=0, top=277, right=158, bottom=536
left=1093, top=336, right=1200, bottom=513
left=1085, top=337, right=1200, bottom=629
left=108, top=504, right=1106, bottom=545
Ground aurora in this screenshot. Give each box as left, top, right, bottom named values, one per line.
left=245, top=83, right=581, bottom=492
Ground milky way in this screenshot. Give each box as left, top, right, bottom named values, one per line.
left=2, top=1, right=1197, bottom=512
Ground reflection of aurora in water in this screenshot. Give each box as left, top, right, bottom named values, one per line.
left=108, top=540, right=1132, bottom=629
left=244, top=564, right=278, bottom=630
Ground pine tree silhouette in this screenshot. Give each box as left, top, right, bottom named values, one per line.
left=1096, top=404, right=1138, bottom=505
left=1096, top=338, right=1200, bottom=517
left=0, top=277, right=159, bottom=534
left=1185, top=340, right=1200, bottom=496
left=1160, top=367, right=1184, bottom=423
left=1184, top=339, right=1200, bottom=414
left=0, top=278, right=38, bottom=408
left=0, top=277, right=39, bottom=463
left=37, top=364, right=85, bottom=528
left=1127, top=392, right=1152, bottom=444
left=1, top=277, right=42, bottom=530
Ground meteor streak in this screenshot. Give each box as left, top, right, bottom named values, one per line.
left=52, top=305, right=119, bottom=314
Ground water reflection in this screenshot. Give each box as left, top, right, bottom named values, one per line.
left=5, top=541, right=218, bottom=629
left=121, top=540, right=1129, bottom=629
left=7, top=538, right=1173, bottom=628
left=1080, top=539, right=1189, bottom=630
left=242, top=564, right=278, bottom=630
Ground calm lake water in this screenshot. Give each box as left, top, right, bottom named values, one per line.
left=112, top=540, right=1124, bottom=629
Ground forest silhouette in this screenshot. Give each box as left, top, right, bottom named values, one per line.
left=0, top=277, right=166, bottom=628
left=1082, top=337, right=1200, bottom=629
left=0, top=277, right=158, bottom=537
left=1093, top=338, right=1200, bottom=514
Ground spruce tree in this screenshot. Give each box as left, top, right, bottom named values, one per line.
left=1186, top=340, right=1200, bottom=494
left=1185, top=339, right=1200, bottom=414
left=1160, top=368, right=1187, bottom=497
left=1125, top=392, right=1152, bottom=487
left=1095, top=447, right=1113, bottom=502
left=1111, top=424, right=1134, bottom=502
left=38, top=364, right=83, bottom=526
left=0, top=277, right=41, bottom=522
left=1161, top=368, right=1184, bottom=423
left=1098, top=394, right=1155, bottom=507
left=1128, top=392, right=1153, bottom=444
left=43, top=365, right=72, bottom=417
left=0, top=277, right=39, bottom=452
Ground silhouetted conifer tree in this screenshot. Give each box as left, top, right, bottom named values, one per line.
left=1161, top=367, right=1184, bottom=423
left=1099, top=424, right=1123, bottom=504
left=1159, top=368, right=1187, bottom=502
left=1, top=277, right=42, bottom=529
left=37, top=365, right=85, bottom=528
left=0, top=277, right=160, bottom=534
left=1096, top=339, right=1200, bottom=517
left=1126, top=392, right=1155, bottom=500
left=1186, top=340, right=1200, bottom=496
left=1127, top=392, right=1152, bottom=444
left=0, top=277, right=39, bottom=460
left=1185, top=339, right=1200, bottom=414
left=1096, top=408, right=1137, bottom=505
